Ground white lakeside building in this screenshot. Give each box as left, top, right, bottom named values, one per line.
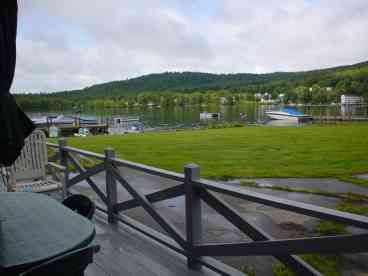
left=341, top=94, right=365, bottom=105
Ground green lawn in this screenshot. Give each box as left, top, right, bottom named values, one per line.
left=59, top=124, right=368, bottom=179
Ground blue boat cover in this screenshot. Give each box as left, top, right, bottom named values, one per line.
left=280, top=108, right=304, bottom=116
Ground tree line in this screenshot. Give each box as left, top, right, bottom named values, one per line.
left=15, top=61, right=368, bottom=110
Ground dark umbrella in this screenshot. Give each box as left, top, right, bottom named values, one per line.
left=0, top=0, right=35, bottom=166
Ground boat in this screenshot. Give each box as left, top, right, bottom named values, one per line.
left=31, top=116, right=49, bottom=125
left=265, top=108, right=312, bottom=121
left=74, top=128, right=90, bottom=137
left=108, top=117, right=144, bottom=134
left=78, top=117, right=98, bottom=125
left=31, top=115, right=73, bottom=126
left=200, top=112, right=221, bottom=120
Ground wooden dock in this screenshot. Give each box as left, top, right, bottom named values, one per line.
left=57, top=124, right=108, bottom=136
left=38, top=124, right=108, bottom=137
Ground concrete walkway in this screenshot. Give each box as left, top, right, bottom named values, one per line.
left=244, top=177, right=368, bottom=196
left=357, top=174, right=368, bottom=180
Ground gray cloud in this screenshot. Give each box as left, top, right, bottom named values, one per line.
left=12, top=0, right=368, bottom=93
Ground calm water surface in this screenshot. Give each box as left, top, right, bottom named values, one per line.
left=26, top=103, right=368, bottom=129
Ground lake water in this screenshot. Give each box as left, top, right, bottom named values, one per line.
left=26, top=103, right=368, bottom=129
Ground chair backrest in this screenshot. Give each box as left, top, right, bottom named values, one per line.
left=8, top=130, right=48, bottom=182
left=62, top=194, right=96, bottom=220
left=20, top=245, right=100, bottom=276
left=0, top=166, right=8, bottom=192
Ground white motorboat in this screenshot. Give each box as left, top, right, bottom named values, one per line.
left=31, top=116, right=49, bottom=125
left=52, top=115, right=74, bottom=124
left=200, top=112, right=221, bottom=120
left=31, top=115, right=68, bottom=126
left=265, top=108, right=312, bottom=121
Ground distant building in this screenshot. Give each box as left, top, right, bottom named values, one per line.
left=254, top=93, right=262, bottom=99
left=341, top=94, right=365, bottom=105
left=278, top=93, right=285, bottom=100
left=219, top=97, right=227, bottom=105
left=254, top=92, right=278, bottom=103
left=260, top=98, right=278, bottom=104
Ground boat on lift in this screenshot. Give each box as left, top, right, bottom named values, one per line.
left=108, top=117, right=144, bottom=134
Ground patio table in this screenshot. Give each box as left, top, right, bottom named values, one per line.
left=0, top=192, right=95, bottom=275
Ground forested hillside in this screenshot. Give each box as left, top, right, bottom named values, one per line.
left=51, top=61, right=368, bottom=97
left=15, top=60, right=368, bottom=110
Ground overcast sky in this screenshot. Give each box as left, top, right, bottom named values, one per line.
left=13, top=0, right=368, bottom=93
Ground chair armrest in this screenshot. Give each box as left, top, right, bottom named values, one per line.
left=47, top=162, right=67, bottom=172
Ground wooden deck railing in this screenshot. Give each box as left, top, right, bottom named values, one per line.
left=48, top=138, right=368, bottom=276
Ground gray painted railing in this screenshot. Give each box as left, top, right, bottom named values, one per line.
left=48, top=139, right=368, bottom=276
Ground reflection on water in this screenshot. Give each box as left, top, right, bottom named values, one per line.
left=27, top=103, right=368, bottom=129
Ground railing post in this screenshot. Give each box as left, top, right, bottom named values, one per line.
left=105, top=148, right=118, bottom=224
left=185, top=164, right=202, bottom=270
left=58, top=138, right=68, bottom=199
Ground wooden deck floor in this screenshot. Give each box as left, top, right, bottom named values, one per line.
left=85, top=212, right=237, bottom=276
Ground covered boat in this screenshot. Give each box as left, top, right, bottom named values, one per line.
left=265, top=108, right=312, bottom=121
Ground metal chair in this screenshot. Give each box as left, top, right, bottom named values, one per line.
left=6, top=130, right=66, bottom=194
left=20, top=245, right=100, bottom=276
left=62, top=194, right=96, bottom=220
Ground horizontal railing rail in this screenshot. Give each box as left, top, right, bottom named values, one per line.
left=111, top=157, right=185, bottom=182
left=195, top=179, right=368, bottom=230
left=48, top=138, right=368, bottom=276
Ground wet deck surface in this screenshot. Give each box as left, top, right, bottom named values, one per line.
left=85, top=212, right=224, bottom=276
